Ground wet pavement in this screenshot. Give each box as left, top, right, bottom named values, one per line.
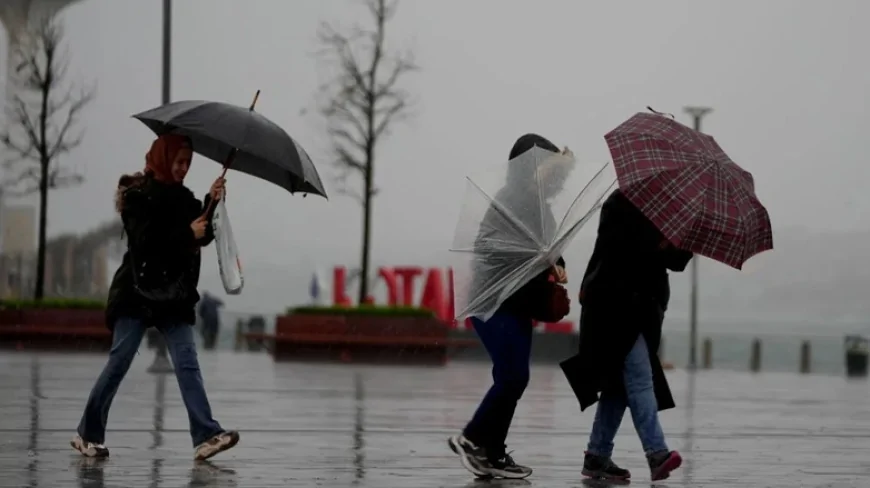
left=1, top=351, right=870, bottom=487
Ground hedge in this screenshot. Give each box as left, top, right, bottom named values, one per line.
left=0, top=298, right=105, bottom=310
left=286, top=305, right=435, bottom=317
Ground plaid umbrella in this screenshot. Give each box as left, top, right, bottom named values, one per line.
left=604, top=112, right=773, bottom=269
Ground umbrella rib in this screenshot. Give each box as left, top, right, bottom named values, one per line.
left=457, top=254, right=548, bottom=320
left=553, top=163, right=614, bottom=233
left=465, top=177, right=544, bottom=248
left=534, top=150, right=547, bottom=251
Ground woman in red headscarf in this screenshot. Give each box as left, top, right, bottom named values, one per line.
left=71, top=134, right=239, bottom=461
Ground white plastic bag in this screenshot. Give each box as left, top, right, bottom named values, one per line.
left=212, top=198, right=244, bottom=295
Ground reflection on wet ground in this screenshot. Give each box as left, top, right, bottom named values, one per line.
left=1, top=351, right=870, bottom=487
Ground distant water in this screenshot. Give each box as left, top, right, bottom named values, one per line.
left=205, top=311, right=866, bottom=377
left=659, top=329, right=850, bottom=376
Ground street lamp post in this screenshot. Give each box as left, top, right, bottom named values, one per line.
left=682, top=106, right=713, bottom=371
left=147, top=0, right=175, bottom=374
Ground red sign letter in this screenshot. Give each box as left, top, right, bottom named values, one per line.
left=394, top=266, right=423, bottom=306
left=377, top=267, right=399, bottom=306
left=333, top=267, right=352, bottom=306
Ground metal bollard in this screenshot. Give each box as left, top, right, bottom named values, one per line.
left=749, top=338, right=762, bottom=373
left=247, top=316, right=266, bottom=352
left=844, top=335, right=869, bottom=378
left=799, top=340, right=811, bottom=374
left=234, top=319, right=245, bottom=352
left=702, top=338, right=713, bottom=369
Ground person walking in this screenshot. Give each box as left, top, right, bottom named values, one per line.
left=562, top=188, right=691, bottom=482
left=71, top=134, right=239, bottom=461
left=448, top=133, right=571, bottom=480
left=197, top=290, right=224, bottom=350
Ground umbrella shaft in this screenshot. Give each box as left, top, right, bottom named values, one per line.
left=217, top=89, right=258, bottom=178
left=221, top=148, right=237, bottom=177
left=201, top=149, right=236, bottom=217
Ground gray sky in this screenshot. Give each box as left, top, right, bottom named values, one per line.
left=2, top=0, right=869, bottom=329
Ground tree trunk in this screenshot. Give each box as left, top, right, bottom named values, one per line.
left=34, top=159, right=48, bottom=300
left=34, top=54, right=51, bottom=301
left=357, top=164, right=374, bottom=304
left=356, top=3, right=384, bottom=306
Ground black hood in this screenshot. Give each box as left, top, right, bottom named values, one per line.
left=509, top=133, right=559, bottom=160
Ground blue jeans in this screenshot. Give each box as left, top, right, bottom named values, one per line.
left=587, top=335, right=668, bottom=457
left=463, top=313, right=532, bottom=455
left=77, top=317, right=224, bottom=447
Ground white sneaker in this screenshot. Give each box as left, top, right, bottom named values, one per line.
left=194, top=431, right=240, bottom=461
left=70, top=435, right=109, bottom=458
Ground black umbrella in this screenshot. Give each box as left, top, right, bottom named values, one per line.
left=132, top=91, right=328, bottom=200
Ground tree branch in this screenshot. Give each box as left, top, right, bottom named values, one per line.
left=48, top=86, right=95, bottom=159
left=314, top=0, right=417, bottom=207
left=48, top=165, right=84, bottom=189
left=0, top=17, right=93, bottom=195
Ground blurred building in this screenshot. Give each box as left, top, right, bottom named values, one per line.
left=0, top=207, right=123, bottom=299
left=42, top=219, right=124, bottom=299
left=1, top=202, right=35, bottom=254
left=1, top=1, right=84, bottom=101
left=0, top=201, right=36, bottom=298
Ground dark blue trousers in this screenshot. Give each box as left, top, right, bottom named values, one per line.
left=463, top=312, right=533, bottom=457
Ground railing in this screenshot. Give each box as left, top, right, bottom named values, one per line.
left=658, top=331, right=869, bottom=377
left=153, top=311, right=870, bottom=378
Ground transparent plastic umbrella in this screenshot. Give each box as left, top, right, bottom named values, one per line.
left=450, top=146, right=617, bottom=321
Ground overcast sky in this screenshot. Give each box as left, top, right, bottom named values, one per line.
left=1, top=0, right=869, bottom=330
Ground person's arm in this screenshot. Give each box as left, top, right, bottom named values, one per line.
left=123, top=187, right=197, bottom=256
left=661, top=246, right=694, bottom=272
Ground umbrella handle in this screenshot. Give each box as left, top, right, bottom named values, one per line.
left=201, top=89, right=261, bottom=217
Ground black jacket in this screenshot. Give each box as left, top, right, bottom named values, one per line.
left=105, top=177, right=216, bottom=329
left=561, top=189, right=693, bottom=411
left=579, top=190, right=692, bottom=311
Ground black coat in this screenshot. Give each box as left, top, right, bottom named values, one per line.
left=560, top=190, right=693, bottom=412
left=106, top=177, right=216, bottom=329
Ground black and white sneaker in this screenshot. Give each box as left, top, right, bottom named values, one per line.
left=448, top=434, right=491, bottom=477
left=70, top=435, right=109, bottom=458
left=194, top=431, right=240, bottom=461
left=487, top=451, right=533, bottom=480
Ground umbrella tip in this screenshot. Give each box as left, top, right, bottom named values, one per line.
left=646, top=106, right=675, bottom=119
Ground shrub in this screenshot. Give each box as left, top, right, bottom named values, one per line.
left=286, top=305, right=434, bottom=317
left=0, top=298, right=105, bottom=310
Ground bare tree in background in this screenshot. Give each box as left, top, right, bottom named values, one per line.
left=1, top=19, right=94, bottom=300
left=315, top=0, right=418, bottom=304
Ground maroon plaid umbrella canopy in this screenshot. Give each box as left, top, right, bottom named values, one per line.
left=604, top=112, right=773, bottom=269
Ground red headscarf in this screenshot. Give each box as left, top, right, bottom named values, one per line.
left=145, top=134, right=191, bottom=183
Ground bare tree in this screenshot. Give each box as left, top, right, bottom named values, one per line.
left=315, top=0, right=418, bottom=304
left=1, top=18, right=94, bottom=300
